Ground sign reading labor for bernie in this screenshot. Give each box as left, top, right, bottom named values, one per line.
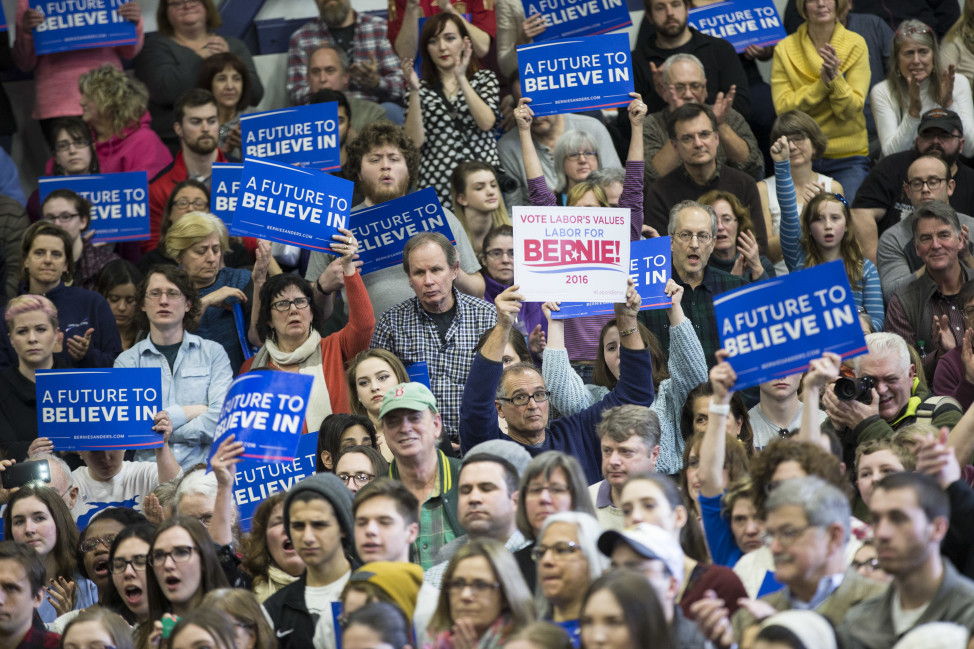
left=714, top=260, right=868, bottom=390
left=513, top=205, right=631, bottom=302
left=523, top=0, right=632, bottom=42
left=349, top=186, right=455, bottom=274
left=35, top=368, right=163, bottom=451
left=552, top=236, right=673, bottom=319
left=210, top=163, right=243, bottom=225
left=230, top=158, right=353, bottom=252
left=29, top=0, right=138, bottom=55
left=517, top=32, right=634, bottom=116
left=38, top=171, right=149, bottom=243
left=688, top=0, right=786, bottom=52
left=232, top=432, right=319, bottom=533
left=210, top=371, right=315, bottom=467
left=239, top=102, right=341, bottom=170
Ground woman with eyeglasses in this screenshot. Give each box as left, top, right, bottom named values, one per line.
left=75, top=510, right=149, bottom=613
left=513, top=453, right=595, bottom=592
left=103, top=523, right=155, bottom=626
left=770, top=0, right=870, bottom=201
left=134, top=0, right=263, bottom=151
left=334, top=446, right=388, bottom=495
left=872, top=20, right=974, bottom=157
left=60, top=606, right=136, bottom=649
left=202, top=588, right=276, bottom=649
left=771, top=135, right=884, bottom=330
left=699, top=190, right=776, bottom=283
left=533, top=512, right=606, bottom=645
left=138, top=181, right=255, bottom=275
left=240, top=242, right=375, bottom=432
left=757, top=111, right=842, bottom=278
left=424, top=538, right=535, bottom=649
left=27, top=117, right=101, bottom=223
left=3, top=485, right=98, bottom=623
left=40, top=190, right=120, bottom=291
left=140, top=516, right=230, bottom=642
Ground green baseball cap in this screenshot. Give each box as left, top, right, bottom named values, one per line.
left=379, top=382, right=439, bottom=419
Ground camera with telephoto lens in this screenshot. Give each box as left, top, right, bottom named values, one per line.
left=833, top=376, right=876, bottom=404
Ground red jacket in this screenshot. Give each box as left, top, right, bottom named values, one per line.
left=145, top=148, right=228, bottom=253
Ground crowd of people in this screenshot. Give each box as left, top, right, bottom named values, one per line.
left=4, top=0, right=974, bottom=647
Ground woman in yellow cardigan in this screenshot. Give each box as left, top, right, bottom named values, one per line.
left=771, top=0, right=870, bottom=202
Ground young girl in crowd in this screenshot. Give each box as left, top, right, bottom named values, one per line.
left=450, top=161, right=511, bottom=254
left=241, top=494, right=304, bottom=603
left=40, top=189, right=120, bottom=290
left=315, top=413, right=378, bottom=473
left=27, top=116, right=100, bottom=222
left=346, top=349, right=411, bottom=462
left=772, top=135, right=885, bottom=330
left=402, top=13, right=501, bottom=209
left=542, top=280, right=706, bottom=474
left=4, top=486, right=98, bottom=623
left=580, top=572, right=674, bottom=649
left=76, top=509, right=149, bottom=608
left=699, top=190, right=776, bottom=282
left=202, top=588, right=276, bottom=649
left=94, top=260, right=144, bottom=353
left=334, top=446, right=388, bottom=495
left=103, top=523, right=155, bottom=625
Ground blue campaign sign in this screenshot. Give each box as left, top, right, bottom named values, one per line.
left=36, top=368, right=163, bottom=451
left=523, top=0, right=632, bottom=42
left=240, top=102, right=341, bottom=170
left=230, top=158, right=353, bottom=252
left=232, top=432, right=319, bottom=532
left=30, top=0, right=138, bottom=55
left=38, top=171, right=149, bottom=243
left=407, top=362, right=431, bottom=389
left=713, top=260, right=868, bottom=390
left=517, top=33, right=634, bottom=116
left=210, top=371, right=315, bottom=466
left=350, top=186, right=455, bottom=275
left=552, top=237, right=672, bottom=319
left=0, top=3, right=7, bottom=31
left=688, top=0, right=786, bottom=52
left=211, top=163, right=244, bottom=225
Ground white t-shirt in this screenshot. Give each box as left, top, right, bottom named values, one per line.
left=72, top=462, right=162, bottom=528
left=309, top=571, right=350, bottom=649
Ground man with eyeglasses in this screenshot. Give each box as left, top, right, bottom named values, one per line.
left=885, top=201, right=974, bottom=379
left=854, top=108, right=974, bottom=262
left=459, top=283, right=654, bottom=484
left=839, top=473, right=974, bottom=649
left=877, top=154, right=974, bottom=302
left=114, top=266, right=232, bottom=470
left=693, top=477, right=884, bottom=649
left=588, top=405, right=660, bottom=531
left=639, top=200, right=746, bottom=367
left=0, top=541, right=59, bottom=649
left=644, top=103, right=770, bottom=255
left=146, top=88, right=228, bottom=254
left=644, top=54, right=762, bottom=186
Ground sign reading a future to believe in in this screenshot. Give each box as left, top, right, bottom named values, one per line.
left=30, top=0, right=138, bottom=55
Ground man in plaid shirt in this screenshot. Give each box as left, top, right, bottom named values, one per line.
left=372, top=232, right=497, bottom=449
left=287, top=0, right=404, bottom=110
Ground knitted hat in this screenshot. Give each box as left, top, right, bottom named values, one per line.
left=283, top=472, right=356, bottom=561
left=349, top=561, right=424, bottom=622
left=464, top=440, right=533, bottom=477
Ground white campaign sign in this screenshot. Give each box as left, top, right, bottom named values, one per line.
left=513, top=205, right=631, bottom=302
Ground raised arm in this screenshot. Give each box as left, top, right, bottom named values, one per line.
left=797, top=352, right=841, bottom=445
left=151, top=413, right=181, bottom=484
left=402, top=58, right=425, bottom=149
left=542, top=302, right=596, bottom=416
left=515, top=98, right=544, bottom=184
left=209, top=435, right=244, bottom=547
left=771, top=136, right=805, bottom=271
left=699, top=350, right=734, bottom=498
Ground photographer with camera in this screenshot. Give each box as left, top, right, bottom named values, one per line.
left=822, top=333, right=963, bottom=467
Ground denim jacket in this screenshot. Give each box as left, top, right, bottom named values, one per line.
left=114, top=332, right=232, bottom=469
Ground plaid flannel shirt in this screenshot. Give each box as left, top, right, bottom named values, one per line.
left=371, top=289, right=496, bottom=444
left=639, top=265, right=746, bottom=367
left=286, top=12, right=404, bottom=106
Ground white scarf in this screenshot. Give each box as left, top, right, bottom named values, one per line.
left=253, top=330, right=331, bottom=431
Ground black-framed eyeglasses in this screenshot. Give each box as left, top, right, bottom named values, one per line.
left=497, top=390, right=551, bottom=407
left=109, top=555, right=148, bottom=574
left=270, top=297, right=312, bottom=312
left=80, top=535, right=117, bottom=553
left=53, top=138, right=91, bottom=153
left=445, top=578, right=501, bottom=594
left=337, top=472, right=375, bottom=486
left=173, top=198, right=209, bottom=210
left=525, top=483, right=571, bottom=497
left=148, top=545, right=197, bottom=566
left=906, top=177, right=946, bottom=192
left=44, top=212, right=80, bottom=224
left=168, top=0, right=202, bottom=7
left=531, top=541, right=581, bottom=562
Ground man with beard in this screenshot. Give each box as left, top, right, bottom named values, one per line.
left=853, top=108, right=974, bottom=262
left=877, top=155, right=974, bottom=301
left=286, top=0, right=404, bottom=118
left=304, top=121, right=484, bottom=320
left=147, top=89, right=226, bottom=253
